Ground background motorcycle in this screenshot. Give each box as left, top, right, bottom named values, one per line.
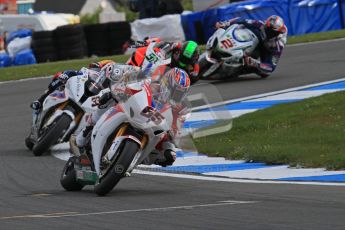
left=199, top=24, right=259, bottom=80
left=25, top=70, right=108, bottom=156
left=60, top=76, right=179, bottom=196
left=127, top=40, right=172, bottom=72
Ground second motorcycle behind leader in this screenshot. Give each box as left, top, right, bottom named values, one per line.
left=25, top=69, right=109, bottom=156
left=199, top=16, right=287, bottom=80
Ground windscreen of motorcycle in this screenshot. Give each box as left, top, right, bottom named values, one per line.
left=233, top=28, right=253, bottom=43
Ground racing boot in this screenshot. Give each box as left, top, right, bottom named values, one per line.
left=30, top=100, right=41, bottom=122
left=154, top=150, right=177, bottom=167
left=30, top=100, right=41, bottom=110
left=69, top=134, right=85, bottom=156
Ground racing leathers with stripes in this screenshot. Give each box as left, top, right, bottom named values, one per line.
left=217, top=17, right=287, bottom=77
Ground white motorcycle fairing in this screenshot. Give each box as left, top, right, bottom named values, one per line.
left=203, top=24, right=259, bottom=78
left=33, top=72, right=108, bottom=144
left=141, top=42, right=172, bottom=71
left=91, top=82, right=172, bottom=176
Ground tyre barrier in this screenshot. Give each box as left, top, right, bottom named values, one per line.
left=55, top=24, right=88, bottom=61
left=31, top=22, right=132, bottom=64
left=84, top=23, right=111, bottom=57
left=83, top=22, right=132, bottom=57
left=108, top=22, right=131, bottom=55
left=31, top=31, right=58, bottom=63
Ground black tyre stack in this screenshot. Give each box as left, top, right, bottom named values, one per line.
left=31, top=21, right=132, bottom=63
left=55, top=24, right=88, bottom=60
left=31, top=31, right=58, bottom=63
left=107, top=22, right=132, bottom=55
left=84, top=23, right=111, bottom=57
left=83, top=22, right=132, bottom=56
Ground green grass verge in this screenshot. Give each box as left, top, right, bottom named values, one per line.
left=194, top=91, right=345, bottom=170
left=1, top=29, right=345, bottom=82
left=0, top=55, right=129, bottom=81
left=287, top=29, right=345, bottom=44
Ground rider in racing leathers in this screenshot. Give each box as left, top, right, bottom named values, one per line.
left=30, top=60, right=115, bottom=111
left=70, top=65, right=191, bottom=167
left=140, top=67, right=191, bottom=166
left=215, top=15, right=288, bottom=78
left=127, top=38, right=201, bottom=83
left=69, top=62, right=141, bottom=157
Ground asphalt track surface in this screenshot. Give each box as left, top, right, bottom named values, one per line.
left=1, top=40, right=345, bottom=230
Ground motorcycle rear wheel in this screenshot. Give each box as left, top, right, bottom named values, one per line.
left=94, top=139, right=139, bottom=196
left=32, top=114, right=72, bottom=156
left=60, top=156, right=85, bottom=191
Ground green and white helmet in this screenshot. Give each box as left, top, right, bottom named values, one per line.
left=174, top=40, right=200, bottom=69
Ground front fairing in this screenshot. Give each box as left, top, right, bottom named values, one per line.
left=141, top=42, right=171, bottom=70
left=91, top=81, right=174, bottom=175
left=205, top=25, right=259, bottom=62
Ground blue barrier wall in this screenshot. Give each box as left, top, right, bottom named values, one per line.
left=217, top=0, right=291, bottom=33
left=290, top=0, right=342, bottom=35
left=181, top=8, right=219, bottom=43
left=340, top=0, right=345, bottom=28
left=181, top=0, right=345, bottom=43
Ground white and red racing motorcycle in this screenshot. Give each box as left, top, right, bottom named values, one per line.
left=199, top=24, right=259, bottom=80
left=127, top=40, right=172, bottom=72
left=25, top=69, right=108, bottom=156
left=60, top=78, right=178, bottom=196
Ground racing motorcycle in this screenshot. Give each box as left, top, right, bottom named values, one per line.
left=127, top=39, right=171, bottom=72
left=25, top=69, right=107, bottom=156
left=60, top=75, right=178, bottom=196
left=199, top=23, right=259, bottom=80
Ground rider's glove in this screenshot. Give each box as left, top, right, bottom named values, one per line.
left=58, top=73, right=69, bottom=83
left=215, top=17, right=240, bottom=29
left=131, top=40, right=147, bottom=48
left=154, top=150, right=177, bottom=167
left=30, top=100, right=41, bottom=110
left=215, top=21, right=227, bottom=29
left=98, top=92, right=113, bottom=109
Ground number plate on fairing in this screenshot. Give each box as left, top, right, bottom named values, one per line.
left=76, top=169, right=98, bottom=185
left=140, top=106, right=165, bottom=125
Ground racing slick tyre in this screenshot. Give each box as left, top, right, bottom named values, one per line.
left=108, top=22, right=131, bottom=55
left=31, top=38, right=55, bottom=48
left=32, top=114, right=72, bottom=156
left=34, top=52, right=58, bottom=63
left=32, top=30, right=54, bottom=40
left=94, top=140, right=139, bottom=196
left=55, top=24, right=84, bottom=38
left=60, top=156, right=85, bottom=191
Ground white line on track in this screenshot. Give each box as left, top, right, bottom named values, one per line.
left=135, top=170, right=345, bottom=187
left=288, top=37, right=345, bottom=47
left=0, top=75, right=51, bottom=85
left=0, top=200, right=256, bottom=220
left=192, top=77, right=345, bottom=111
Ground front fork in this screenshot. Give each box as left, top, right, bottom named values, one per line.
left=98, top=124, right=149, bottom=176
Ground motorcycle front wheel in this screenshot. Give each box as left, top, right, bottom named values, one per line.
left=32, top=114, right=72, bottom=156
left=94, top=139, right=139, bottom=196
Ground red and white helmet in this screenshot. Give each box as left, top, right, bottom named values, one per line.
left=159, top=68, right=191, bottom=105
left=264, top=15, right=286, bottom=39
